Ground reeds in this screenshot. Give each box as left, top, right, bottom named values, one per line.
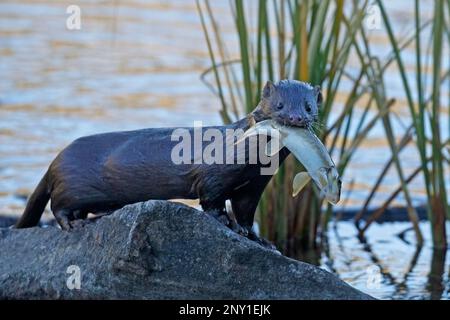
left=197, top=0, right=449, bottom=253
left=371, top=0, right=449, bottom=248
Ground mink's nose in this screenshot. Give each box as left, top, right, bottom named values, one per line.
left=289, top=115, right=303, bottom=122
left=287, top=114, right=306, bottom=127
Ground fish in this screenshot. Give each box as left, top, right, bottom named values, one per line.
left=237, top=120, right=341, bottom=205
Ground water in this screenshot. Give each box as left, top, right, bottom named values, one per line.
left=0, top=0, right=448, bottom=299
left=318, top=221, right=450, bottom=300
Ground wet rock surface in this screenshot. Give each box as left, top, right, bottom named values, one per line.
left=0, top=200, right=373, bottom=299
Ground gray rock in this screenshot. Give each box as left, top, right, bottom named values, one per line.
left=0, top=200, right=373, bottom=299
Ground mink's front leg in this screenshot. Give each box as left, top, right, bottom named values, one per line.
left=230, top=176, right=278, bottom=251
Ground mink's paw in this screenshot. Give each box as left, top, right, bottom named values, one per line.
left=208, top=210, right=230, bottom=226
left=69, top=219, right=87, bottom=229
left=247, top=229, right=279, bottom=252
left=207, top=209, right=248, bottom=237
left=229, top=220, right=249, bottom=237
left=259, top=238, right=279, bottom=253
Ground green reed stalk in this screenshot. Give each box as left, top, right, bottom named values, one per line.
left=376, top=0, right=448, bottom=248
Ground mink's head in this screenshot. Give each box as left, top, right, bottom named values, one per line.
left=253, top=80, right=322, bottom=128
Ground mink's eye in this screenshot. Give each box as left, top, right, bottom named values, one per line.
left=277, top=102, right=284, bottom=110
left=305, top=104, right=312, bottom=113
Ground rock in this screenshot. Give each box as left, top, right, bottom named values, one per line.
left=0, top=200, right=373, bottom=299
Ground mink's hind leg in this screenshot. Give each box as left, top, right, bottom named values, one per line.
left=68, top=210, right=89, bottom=229
left=69, top=209, right=116, bottom=229
left=53, top=209, right=74, bottom=230
left=73, top=210, right=88, bottom=220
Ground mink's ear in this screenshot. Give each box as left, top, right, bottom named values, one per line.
left=314, top=85, right=323, bottom=106
left=262, top=81, right=276, bottom=99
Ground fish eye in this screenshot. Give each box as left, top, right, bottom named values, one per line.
left=305, top=104, right=312, bottom=113
left=277, top=102, right=284, bottom=110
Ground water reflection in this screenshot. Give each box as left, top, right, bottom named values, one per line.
left=427, top=249, right=447, bottom=300
left=308, top=221, right=450, bottom=300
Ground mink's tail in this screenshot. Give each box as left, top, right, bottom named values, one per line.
left=15, top=171, right=50, bottom=228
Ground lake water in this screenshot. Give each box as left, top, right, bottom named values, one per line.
left=318, top=221, right=450, bottom=299
left=0, top=0, right=448, bottom=299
